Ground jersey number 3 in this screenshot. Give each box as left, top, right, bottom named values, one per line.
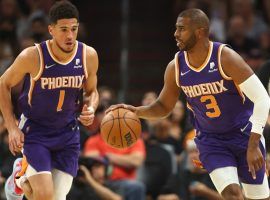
left=200, top=95, right=221, bottom=118
left=57, top=90, right=65, bottom=111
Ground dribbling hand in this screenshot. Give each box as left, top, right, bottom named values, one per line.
left=78, top=104, right=95, bottom=126
left=8, top=127, right=24, bottom=156
left=105, top=104, right=137, bottom=114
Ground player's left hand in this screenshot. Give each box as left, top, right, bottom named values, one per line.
left=105, top=103, right=137, bottom=114
left=78, top=104, right=95, bottom=126
left=247, top=132, right=264, bottom=180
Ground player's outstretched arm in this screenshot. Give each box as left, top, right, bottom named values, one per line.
left=0, top=47, right=39, bottom=155
left=221, top=46, right=270, bottom=179
left=78, top=46, right=99, bottom=126
left=106, top=60, right=181, bottom=120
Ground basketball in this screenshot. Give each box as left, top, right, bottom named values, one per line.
left=100, top=108, right=141, bottom=149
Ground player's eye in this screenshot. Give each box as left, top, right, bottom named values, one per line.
left=179, top=27, right=184, bottom=31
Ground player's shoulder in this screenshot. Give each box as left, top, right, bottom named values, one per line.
left=220, top=45, right=238, bottom=59
left=83, top=44, right=99, bottom=73
left=220, top=45, right=243, bottom=66
left=19, top=46, right=39, bottom=60
left=15, top=46, right=39, bottom=69
left=167, top=58, right=176, bottom=72
left=83, top=44, right=98, bottom=58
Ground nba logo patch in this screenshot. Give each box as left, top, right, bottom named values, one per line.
left=76, top=59, right=80, bottom=65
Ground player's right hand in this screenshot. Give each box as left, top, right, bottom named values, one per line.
left=105, top=104, right=137, bottom=114
left=247, top=132, right=264, bottom=180
left=78, top=104, right=95, bottom=126
left=8, top=127, right=24, bottom=156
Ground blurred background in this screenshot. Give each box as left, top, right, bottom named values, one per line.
left=0, top=0, right=270, bottom=200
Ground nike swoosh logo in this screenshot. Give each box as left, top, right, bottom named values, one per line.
left=45, top=64, right=56, bottom=69
left=240, top=123, right=249, bottom=132
left=180, top=70, right=191, bottom=76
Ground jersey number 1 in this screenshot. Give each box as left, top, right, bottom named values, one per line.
left=57, top=90, right=65, bottom=111
left=200, top=95, right=221, bottom=118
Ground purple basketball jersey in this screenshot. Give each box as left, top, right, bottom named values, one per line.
left=17, top=40, right=88, bottom=176
left=175, top=42, right=254, bottom=133
left=18, top=40, right=88, bottom=130
left=176, top=42, right=267, bottom=185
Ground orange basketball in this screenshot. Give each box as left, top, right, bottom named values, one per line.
left=100, top=108, right=141, bottom=149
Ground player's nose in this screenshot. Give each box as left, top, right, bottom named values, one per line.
left=174, top=29, right=179, bottom=38
left=66, top=30, right=74, bottom=39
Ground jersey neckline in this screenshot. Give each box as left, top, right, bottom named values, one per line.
left=184, top=41, right=213, bottom=72
left=45, top=40, right=78, bottom=65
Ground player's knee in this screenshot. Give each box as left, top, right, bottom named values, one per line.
left=221, top=184, right=244, bottom=200
left=33, top=185, right=54, bottom=200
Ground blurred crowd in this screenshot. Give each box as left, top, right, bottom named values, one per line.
left=173, top=0, right=270, bottom=72
left=0, top=0, right=270, bottom=200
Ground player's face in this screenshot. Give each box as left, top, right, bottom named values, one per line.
left=49, top=18, right=79, bottom=53
left=174, top=17, right=197, bottom=51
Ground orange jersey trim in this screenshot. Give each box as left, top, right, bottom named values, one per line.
left=82, top=43, right=88, bottom=79
left=174, top=52, right=180, bottom=87
left=184, top=41, right=213, bottom=72
left=46, top=40, right=78, bottom=65
left=33, top=44, right=44, bottom=81
left=218, top=44, right=232, bottom=80
left=28, top=78, right=35, bottom=106
left=187, top=102, right=194, bottom=112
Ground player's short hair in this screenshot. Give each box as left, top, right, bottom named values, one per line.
left=178, top=8, right=209, bottom=34
left=49, top=1, right=79, bottom=24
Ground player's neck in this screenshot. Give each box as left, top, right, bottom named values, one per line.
left=49, top=40, right=76, bottom=63
left=186, top=40, right=210, bottom=68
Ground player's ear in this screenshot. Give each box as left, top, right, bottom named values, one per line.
left=48, top=25, right=53, bottom=36
left=195, top=28, right=204, bottom=39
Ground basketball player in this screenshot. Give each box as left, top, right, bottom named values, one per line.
left=107, top=9, right=270, bottom=200
left=0, top=1, right=99, bottom=200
